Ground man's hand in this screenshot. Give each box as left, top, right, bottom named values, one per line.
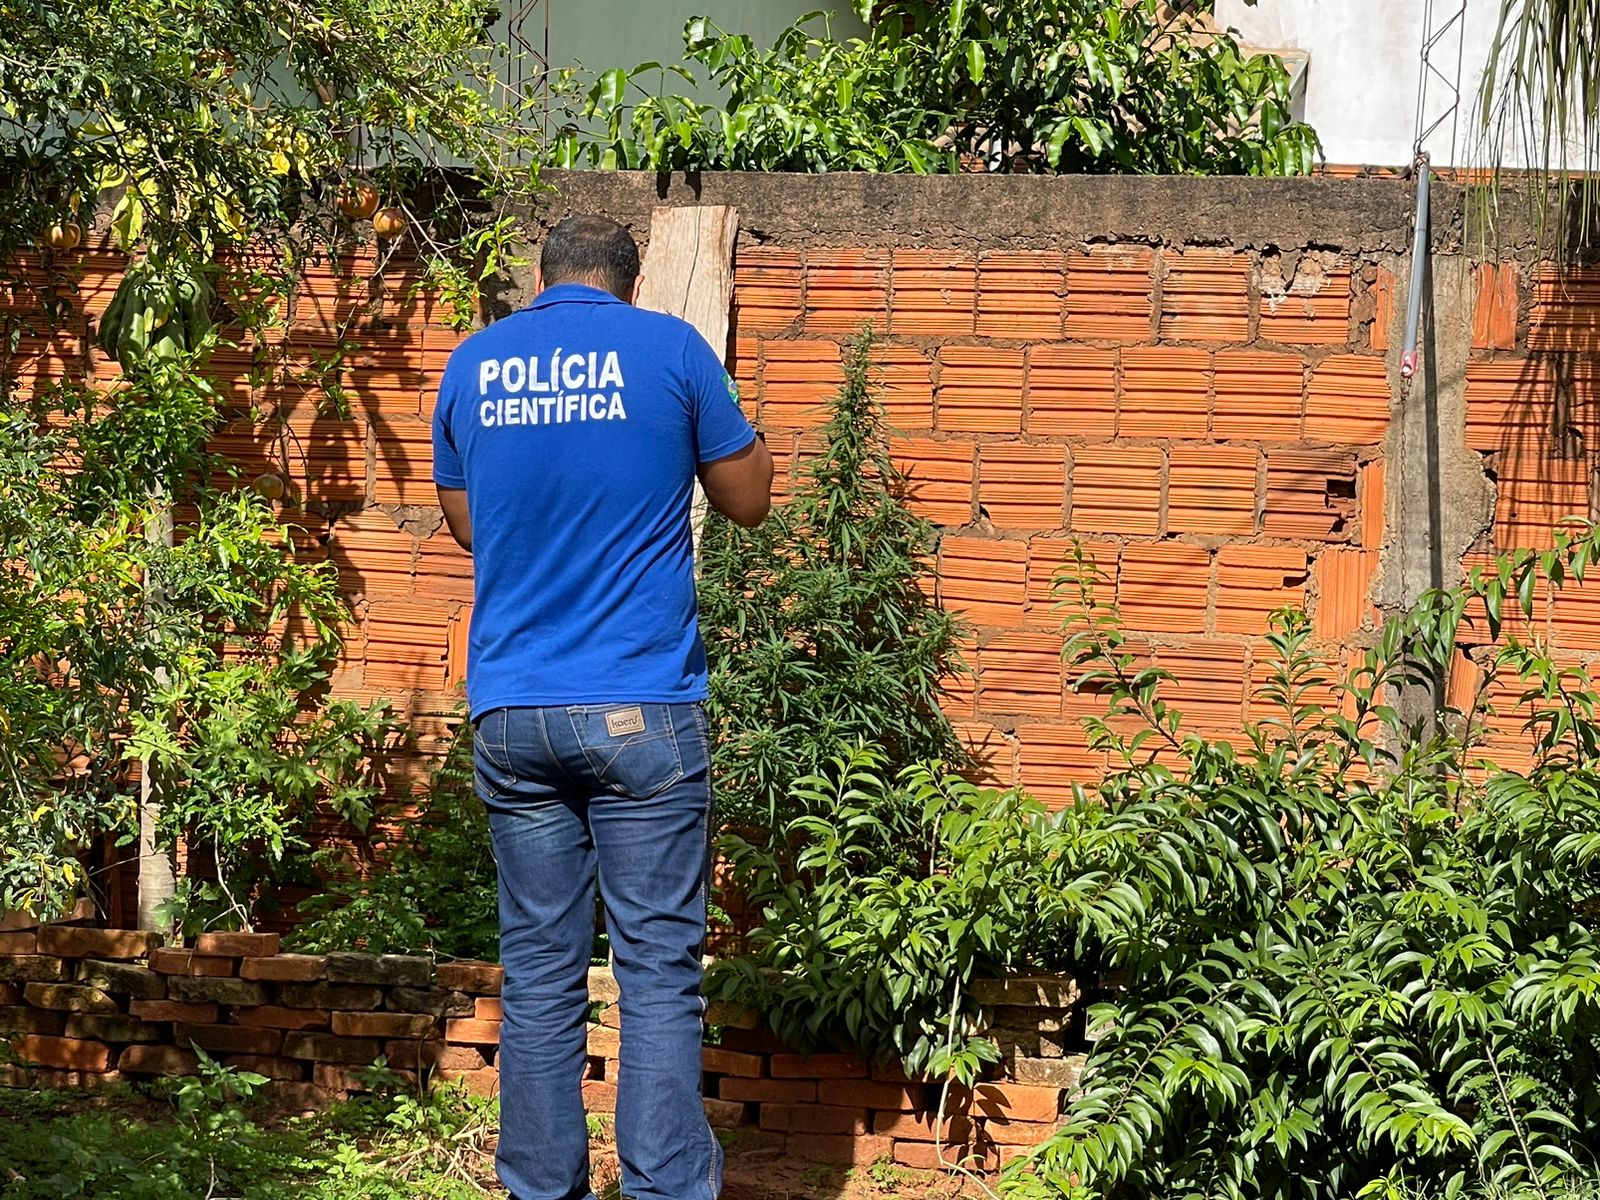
left=438, top=486, right=472, bottom=551
left=699, top=437, right=773, bottom=528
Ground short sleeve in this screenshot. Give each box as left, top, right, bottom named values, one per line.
left=431, top=353, right=468, bottom=489
left=682, top=326, right=756, bottom=466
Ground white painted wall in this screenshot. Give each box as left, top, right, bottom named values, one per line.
left=1215, top=0, right=1513, bottom=168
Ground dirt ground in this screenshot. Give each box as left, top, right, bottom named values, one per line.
left=589, top=1131, right=992, bottom=1200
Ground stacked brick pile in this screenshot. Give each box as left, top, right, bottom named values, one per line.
left=1, top=928, right=1084, bottom=1174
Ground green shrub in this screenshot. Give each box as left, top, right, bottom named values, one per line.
left=294, top=721, right=500, bottom=961
left=697, top=330, right=966, bottom=833
left=716, top=532, right=1600, bottom=1198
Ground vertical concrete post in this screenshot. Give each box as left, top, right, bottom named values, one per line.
left=1375, top=245, right=1493, bottom=729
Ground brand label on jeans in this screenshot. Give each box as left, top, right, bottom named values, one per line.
left=605, top=706, right=646, bottom=737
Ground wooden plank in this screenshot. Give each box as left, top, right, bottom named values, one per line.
left=635, top=206, right=740, bottom=551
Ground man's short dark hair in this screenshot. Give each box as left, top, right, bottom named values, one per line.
left=540, top=215, right=641, bottom=300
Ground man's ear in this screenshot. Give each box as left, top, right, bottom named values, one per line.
left=533, top=264, right=544, bottom=294
left=629, top=276, right=643, bottom=305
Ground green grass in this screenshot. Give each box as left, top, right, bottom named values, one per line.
left=0, top=1072, right=504, bottom=1200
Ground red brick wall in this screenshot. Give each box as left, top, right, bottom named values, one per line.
left=9, top=191, right=1600, bottom=819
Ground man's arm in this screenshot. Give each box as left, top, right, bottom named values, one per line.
left=438, top=486, right=472, bottom=552
left=699, top=437, right=773, bottom=529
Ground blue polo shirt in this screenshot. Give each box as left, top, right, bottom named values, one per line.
left=431, top=283, right=756, bottom=718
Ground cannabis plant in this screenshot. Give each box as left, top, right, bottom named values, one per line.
left=697, top=331, right=966, bottom=833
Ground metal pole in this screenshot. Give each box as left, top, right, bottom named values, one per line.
left=1400, top=151, right=1431, bottom=379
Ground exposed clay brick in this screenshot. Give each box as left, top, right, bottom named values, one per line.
left=1306, top=356, right=1391, bottom=445
left=282, top=1032, right=386, bottom=1064
left=979, top=443, right=1067, bottom=529
left=235, top=1005, right=331, bottom=1031
left=63, top=1014, right=164, bottom=1043
left=816, top=1080, right=924, bottom=1110
left=1119, top=346, right=1211, bottom=439
left=0, top=1006, right=64, bottom=1035
left=1025, top=538, right=1117, bottom=626
left=129, top=1000, right=220, bottom=1024
left=769, top=1052, right=868, bottom=1079
left=1528, top=265, right=1600, bottom=353
left=1259, top=265, right=1352, bottom=345
left=194, top=931, right=280, bottom=958
left=75, top=960, right=165, bottom=998
left=786, top=1132, right=895, bottom=1166
left=580, top=1078, right=615, bottom=1108
left=444, top=1018, right=502, bottom=1045
left=0, top=956, right=68, bottom=982
left=719, top=1077, right=818, bottom=1104
left=364, top=601, right=453, bottom=693
left=1369, top=266, right=1396, bottom=351
left=435, top=961, right=502, bottom=994
left=937, top=346, right=1024, bottom=434
left=940, top=537, right=1028, bottom=627
left=586, top=1023, right=619, bottom=1057
left=1118, top=544, right=1211, bottom=634
left=382, top=1041, right=486, bottom=1072
left=222, top=1054, right=306, bottom=1081
left=35, top=927, right=159, bottom=961
left=894, top=1140, right=981, bottom=1169
left=889, top=436, right=973, bottom=526
left=1464, top=359, right=1555, bottom=454
left=1263, top=450, right=1358, bottom=541
left=760, top=1104, right=867, bottom=1135
left=1065, top=248, right=1154, bottom=341
left=1153, top=642, right=1250, bottom=733
left=873, top=343, right=935, bottom=429
left=971, top=976, right=1080, bottom=1007
left=1472, top=262, right=1520, bottom=350
left=474, top=997, right=502, bottom=1021
left=240, top=954, right=327, bottom=982
left=1160, top=249, right=1251, bottom=342
left=1017, top=716, right=1105, bottom=808
left=22, top=983, right=117, bottom=1013
left=953, top=721, right=1016, bottom=789
left=1070, top=446, right=1161, bottom=536
left=1216, top=546, right=1309, bottom=635
left=704, top=1097, right=748, bottom=1128
left=327, top=511, right=416, bottom=597
left=805, top=249, right=888, bottom=333
left=10, top=1035, right=112, bottom=1072
left=325, top=952, right=432, bottom=987
left=970, top=1082, right=1064, bottom=1124
left=978, top=631, right=1065, bottom=718
left=176, top=1023, right=285, bottom=1057
left=1026, top=345, right=1116, bottom=439
left=977, top=251, right=1065, bottom=339
left=331, top=1011, right=435, bottom=1039
left=733, top=247, right=803, bottom=332
left=0, top=932, right=37, bottom=954
left=702, top=1046, right=764, bottom=1077
left=1495, top=455, right=1590, bottom=551
left=873, top=1110, right=974, bottom=1142
left=1361, top=460, right=1386, bottom=550
left=277, top=982, right=383, bottom=1010
left=891, top=249, right=976, bottom=336
left=1211, top=351, right=1304, bottom=443
left=167, top=976, right=267, bottom=1006
left=388, top=986, right=474, bottom=1017
left=1313, top=549, right=1379, bottom=639
left=149, top=948, right=235, bottom=977
left=759, top=340, right=843, bottom=429
left=1167, top=445, right=1259, bottom=536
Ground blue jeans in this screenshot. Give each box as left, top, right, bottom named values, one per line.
left=474, top=703, right=722, bottom=1200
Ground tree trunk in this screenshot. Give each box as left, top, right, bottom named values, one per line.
left=136, top=499, right=175, bottom=933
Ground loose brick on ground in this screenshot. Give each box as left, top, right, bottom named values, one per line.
left=63, top=1014, right=164, bottom=1043
left=240, top=954, right=326, bottom=982
left=175, top=1023, right=285, bottom=1057
left=167, top=976, right=267, bottom=1006
left=75, top=960, right=166, bottom=998
left=331, top=1010, right=435, bottom=1039
left=221, top=1054, right=305, bottom=1081
left=0, top=956, right=69, bottom=982
left=277, top=982, right=383, bottom=1011
left=769, top=1052, right=868, bottom=1079
left=759, top=1104, right=867, bottom=1135
left=235, top=1005, right=331, bottom=1031
left=194, top=931, right=280, bottom=957
left=149, top=949, right=236, bottom=977
left=0, top=1006, right=64, bottom=1035
left=444, top=1018, right=502, bottom=1045
left=718, top=1077, right=818, bottom=1104
left=129, top=999, right=220, bottom=1024
left=282, top=1032, right=387, bottom=1064
left=325, top=952, right=432, bottom=987
left=22, top=983, right=117, bottom=1013
left=701, top=1046, right=764, bottom=1077
left=36, top=926, right=159, bottom=961
left=10, top=1035, right=112, bottom=1072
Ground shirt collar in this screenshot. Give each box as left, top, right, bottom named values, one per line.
left=528, top=283, right=626, bottom=309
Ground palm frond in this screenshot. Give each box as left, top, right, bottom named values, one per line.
left=1476, top=0, right=1600, bottom=258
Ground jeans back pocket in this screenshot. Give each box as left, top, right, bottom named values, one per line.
left=568, top=704, right=685, bottom=799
